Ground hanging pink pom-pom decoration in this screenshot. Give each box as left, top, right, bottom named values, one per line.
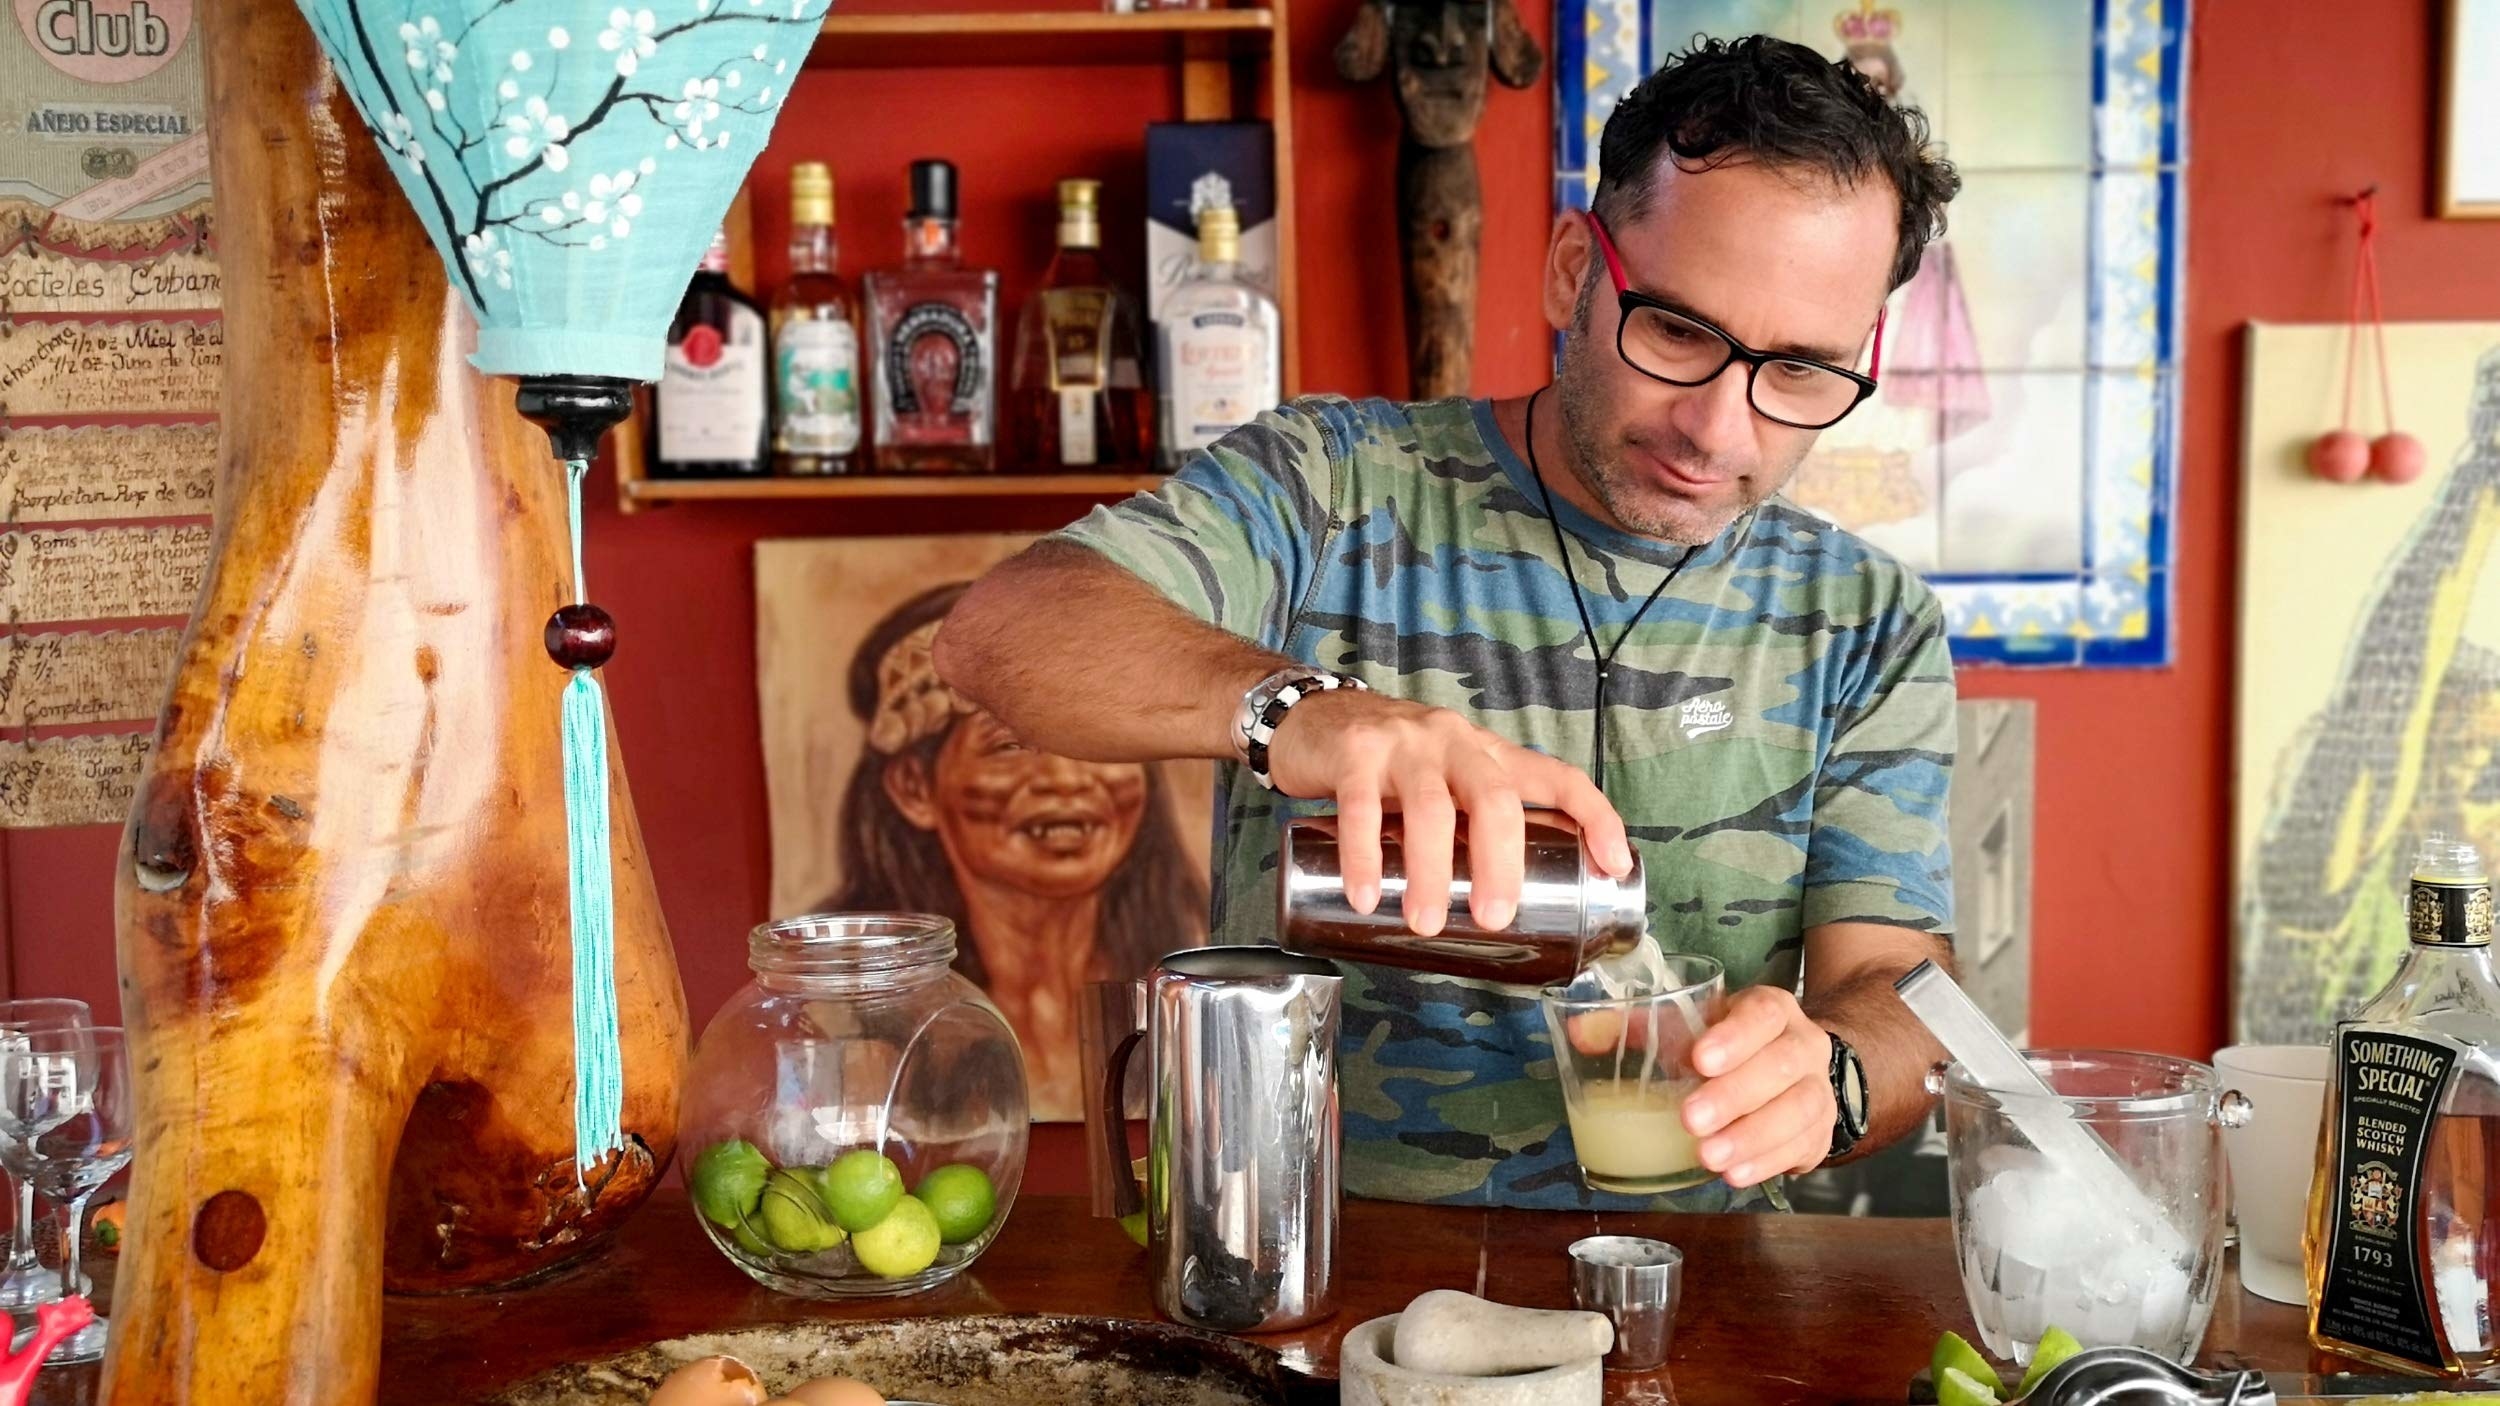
left=2313, top=188, right=2417, bottom=486
left=2369, top=431, right=2427, bottom=484
left=2309, top=429, right=2370, bottom=482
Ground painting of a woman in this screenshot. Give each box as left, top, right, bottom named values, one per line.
left=819, top=582, right=1210, bottom=1120
left=1831, top=0, right=1990, bottom=443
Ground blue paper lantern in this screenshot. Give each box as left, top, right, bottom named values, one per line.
left=297, top=0, right=829, bottom=381
left=292, top=0, right=830, bottom=1177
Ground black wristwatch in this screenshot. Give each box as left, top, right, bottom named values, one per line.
left=1826, top=1032, right=1870, bottom=1160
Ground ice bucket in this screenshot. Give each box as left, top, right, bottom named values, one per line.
left=1937, top=1049, right=2249, bottom=1366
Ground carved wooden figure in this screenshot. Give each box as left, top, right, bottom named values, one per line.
left=100, top=1, right=687, bottom=1401
left=1337, top=0, right=1543, bottom=400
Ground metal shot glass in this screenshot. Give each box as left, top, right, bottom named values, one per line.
left=1568, top=1235, right=1684, bottom=1373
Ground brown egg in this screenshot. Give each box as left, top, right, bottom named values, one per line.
left=786, top=1378, right=886, bottom=1406
left=648, top=1355, right=767, bottom=1406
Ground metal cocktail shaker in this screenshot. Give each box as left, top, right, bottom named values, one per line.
left=1278, top=812, right=1647, bottom=985
left=1087, top=947, right=1342, bottom=1332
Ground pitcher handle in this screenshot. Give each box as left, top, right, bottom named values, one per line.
left=1094, top=1028, right=1146, bottom=1221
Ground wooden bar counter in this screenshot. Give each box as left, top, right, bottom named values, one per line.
left=43, top=1190, right=2321, bottom=1405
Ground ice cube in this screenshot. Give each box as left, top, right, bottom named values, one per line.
left=2078, top=1278, right=2142, bottom=1348
left=1978, top=1141, right=2043, bottom=1183
left=1998, top=1254, right=2050, bottom=1344
left=2139, top=1261, right=2194, bottom=1355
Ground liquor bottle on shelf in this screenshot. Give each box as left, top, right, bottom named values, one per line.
left=771, top=161, right=862, bottom=476
left=864, top=159, right=999, bottom=473
left=1156, top=203, right=1281, bottom=471
left=654, top=229, right=771, bottom=479
left=2306, top=834, right=2500, bottom=1376
left=1010, top=178, right=1152, bottom=471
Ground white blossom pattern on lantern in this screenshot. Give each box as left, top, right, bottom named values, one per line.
left=302, top=0, right=824, bottom=314
left=599, top=7, right=657, bottom=75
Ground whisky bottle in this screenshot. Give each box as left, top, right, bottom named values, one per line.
left=2307, top=834, right=2500, bottom=1375
left=771, top=161, right=862, bottom=475
left=655, top=229, right=770, bottom=479
left=1156, top=203, right=1281, bottom=469
left=864, top=159, right=999, bottom=473
left=1009, top=179, right=1153, bottom=470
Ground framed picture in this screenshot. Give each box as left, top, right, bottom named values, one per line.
left=755, top=534, right=1216, bottom=1122
left=2444, top=0, right=2500, bottom=217
left=1556, top=1, right=2190, bottom=667
left=2233, top=322, right=2500, bottom=1042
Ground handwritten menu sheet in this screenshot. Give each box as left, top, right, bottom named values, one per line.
left=1, top=0, right=219, bottom=825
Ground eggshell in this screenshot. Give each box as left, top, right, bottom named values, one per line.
left=648, top=1355, right=767, bottom=1406
left=786, top=1379, right=885, bottom=1406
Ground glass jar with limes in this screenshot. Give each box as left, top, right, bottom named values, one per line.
left=683, top=913, right=1029, bottom=1297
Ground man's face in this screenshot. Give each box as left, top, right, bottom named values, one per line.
left=1545, top=158, right=1897, bottom=545
left=886, top=709, right=1151, bottom=902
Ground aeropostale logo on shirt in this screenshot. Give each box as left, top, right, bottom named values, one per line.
left=1679, top=695, right=1733, bottom=740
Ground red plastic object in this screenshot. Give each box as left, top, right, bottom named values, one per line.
left=0, top=1296, right=92, bottom=1405
left=2369, top=431, right=2427, bottom=484
left=2312, top=188, right=2413, bottom=484
left=2307, top=429, right=2370, bottom=483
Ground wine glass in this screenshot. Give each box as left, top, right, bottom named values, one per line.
left=6, top=1025, right=129, bottom=1365
left=0, top=998, right=89, bottom=1312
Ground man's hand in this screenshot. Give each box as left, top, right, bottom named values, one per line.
left=1682, top=986, right=1836, bottom=1189
left=1264, top=688, right=1633, bottom=936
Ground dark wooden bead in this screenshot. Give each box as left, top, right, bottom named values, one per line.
left=544, top=603, right=616, bottom=670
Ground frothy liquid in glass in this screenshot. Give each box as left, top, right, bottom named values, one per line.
left=1564, top=1080, right=1707, bottom=1193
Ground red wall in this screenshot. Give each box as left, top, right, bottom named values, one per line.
left=12, top=0, right=2500, bottom=1172
left=1980, top=0, right=2500, bottom=1055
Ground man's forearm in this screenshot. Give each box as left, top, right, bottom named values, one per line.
left=935, top=540, right=1286, bottom=764
left=1805, top=943, right=1952, bottom=1162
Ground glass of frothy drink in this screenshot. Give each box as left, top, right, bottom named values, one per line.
left=1540, top=951, right=1726, bottom=1194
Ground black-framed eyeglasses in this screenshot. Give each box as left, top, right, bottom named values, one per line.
left=1585, top=211, right=1884, bottom=431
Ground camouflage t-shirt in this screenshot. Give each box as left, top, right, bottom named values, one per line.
left=1056, top=395, right=1956, bottom=1211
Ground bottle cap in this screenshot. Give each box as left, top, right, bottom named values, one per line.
left=1197, top=204, right=1241, bottom=261
left=790, top=161, right=834, bottom=226
left=1057, top=177, right=1102, bottom=249
left=908, top=159, right=958, bottom=220
left=2416, top=834, right=2489, bottom=885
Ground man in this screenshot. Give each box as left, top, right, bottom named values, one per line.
left=938, top=35, right=1961, bottom=1210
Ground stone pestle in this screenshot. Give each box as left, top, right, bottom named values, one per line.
left=1391, top=1290, right=1616, bottom=1377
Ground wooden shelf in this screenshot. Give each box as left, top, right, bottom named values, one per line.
left=618, top=0, right=1301, bottom=515
left=624, top=471, right=1166, bottom=504
left=808, top=10, right=1273, bottom=68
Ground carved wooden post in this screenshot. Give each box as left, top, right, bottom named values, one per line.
left=1338, top=0, right=1543, bottom=400
left=100, top=0, right=687, bottom=1399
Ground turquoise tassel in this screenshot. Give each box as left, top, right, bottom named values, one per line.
left=561, top=456, right=623, bottom=1179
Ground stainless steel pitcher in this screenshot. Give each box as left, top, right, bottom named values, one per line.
left=1278, top=811, right=1647, bottom=985
left=1087, top=947, right=1342, bottom=1332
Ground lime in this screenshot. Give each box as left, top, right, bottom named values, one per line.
left=1930, top=1331, right=2001, bottom=1396
left=759, top=1169, right=846, bottom=1254
left=1117, top=1210, right=1148, bottom=1248
left=728, top=1215, right=776, bottom=1261
left=691, top=1139, right=770, bottom=1229
left=852, top=1194, right=942, bottom=1278
left=915, top=1164, right=998, bottom=1245
left=2016, top=1327, right=2084, bottom=1397
left=817, top=1149, right=906, bottom=1232
left=1937, top=1366, right=2000, bottom=1406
